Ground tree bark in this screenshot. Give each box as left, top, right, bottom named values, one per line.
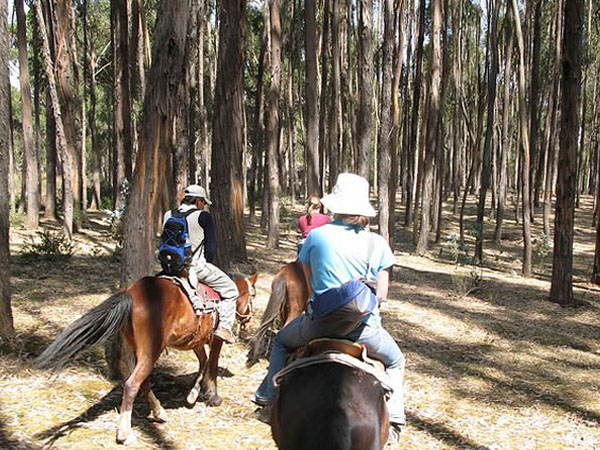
left=405, top=0, right=426, bottom=226
left=511, top=0, right=533, bottom=276
left=305, top=0, right=320, bottom=197
left=16, top=0, right=40, bottom=229
left=121, top=0, right=191, bottom=286
left=550, top=0, right=583, bottom=304
left=494, top=21, right=514, bottom=243
left=377, top=0, right=394, bottom=242
left=475, top=0, right=500, bottom=262
left=0, top=0, right=14, bottom=339
left=266, top=0, right=281, bottom=249
left=357, top=0, right=373, bottom=181
left=209, top=0, right=248, bottom=266
left=416, top=0, right=441, bottom=255
left=35, top=1, right=75, bottom=237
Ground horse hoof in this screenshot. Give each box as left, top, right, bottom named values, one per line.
left=116, top=431, right=137, bottom=445
left=149, top=408, right=168, bottom=423
left=186, top=388, right=200, bottom=406
left=206, top=394, right=222, bottom=407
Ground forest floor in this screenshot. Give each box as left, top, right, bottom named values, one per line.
left=1, top=195, right=600, bottom=450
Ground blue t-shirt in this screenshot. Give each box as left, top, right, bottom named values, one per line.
left=298, top=219, right=395, bottom=295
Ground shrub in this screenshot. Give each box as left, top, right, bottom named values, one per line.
left=23, top=230, right=74, bottom=261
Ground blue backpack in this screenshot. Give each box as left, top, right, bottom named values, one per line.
left=158, top=209, right=197, bottom=275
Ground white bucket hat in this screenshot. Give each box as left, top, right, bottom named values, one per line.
left=321, top=173, right=376, bottom=217
left=184, top=184, right=212, bottom=205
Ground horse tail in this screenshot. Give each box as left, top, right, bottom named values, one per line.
left=246, top=272, right=288, bottom=367
left=35, top=291, right=133, bottom=372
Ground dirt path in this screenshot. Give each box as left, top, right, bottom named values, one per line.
left=2, top=198, right=600, bottom=449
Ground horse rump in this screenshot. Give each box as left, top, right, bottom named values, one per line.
left=34, top=291, right=133, bottom=372
left=247, top=261, right=307, bottom=367
left=272, top=362, right=389, bottom=450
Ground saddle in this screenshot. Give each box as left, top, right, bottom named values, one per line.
left=273, top=338, right=393, bottom=395
left=158, top=275, right=221, bottom=317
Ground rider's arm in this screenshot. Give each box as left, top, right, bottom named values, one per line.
left=198, top=211, right=217, bottom=263
left=375, top=267, right=390, bottom=305
left=301, top=262, right=313, bottom=300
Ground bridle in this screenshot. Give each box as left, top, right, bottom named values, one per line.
left=236, top=277, right=256, bottom=323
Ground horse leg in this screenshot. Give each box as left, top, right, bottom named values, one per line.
left=201, top=338, right=223, bottom=406
left=186, top=344, right=208, bottom=405
left=116, top=359, right=154, bottom=445
left=140, top=378, right=167, bottom=423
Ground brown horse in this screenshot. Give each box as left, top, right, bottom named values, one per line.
left=35, top=273, right=257, bottom=445
left=271, top=340, right=391, bottom=450
left=247, top=260, right=308, bottom=366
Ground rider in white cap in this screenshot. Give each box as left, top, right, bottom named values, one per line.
left=163, top=184, right=238, bottom=344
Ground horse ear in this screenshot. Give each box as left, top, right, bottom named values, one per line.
left=249, top=273, right=258, bottom=286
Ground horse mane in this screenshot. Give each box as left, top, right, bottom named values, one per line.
left=246, top=272, right=287, bottom=367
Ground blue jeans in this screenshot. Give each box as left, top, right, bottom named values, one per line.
left=254, top=306, right=405, bottom=425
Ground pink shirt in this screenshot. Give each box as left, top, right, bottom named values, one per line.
left=298, top=213, right=331, bottom=239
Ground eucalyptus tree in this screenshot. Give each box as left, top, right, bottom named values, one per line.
left=0, top=0, right=13, bottom=340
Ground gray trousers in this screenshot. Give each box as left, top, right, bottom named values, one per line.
left=191, top=262, right=239, bottom=331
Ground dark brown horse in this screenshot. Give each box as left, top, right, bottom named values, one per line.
left=35, top=273, right=257, bottom=444
left=271, top=340, right=391, bottom=450
left=247, top=260, right=308, bottom=366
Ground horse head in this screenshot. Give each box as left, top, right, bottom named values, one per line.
left=234, top=273, right=258, bottom=333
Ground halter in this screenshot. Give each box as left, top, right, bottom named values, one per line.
left=236, top=277, right=256, bottom=322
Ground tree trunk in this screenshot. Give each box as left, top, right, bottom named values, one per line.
left=112, top=0, right=132, bottom=210
left=377, top=0, right=394, bottom=242
left=318, top=0, right=330, bottom=192
left=249, top=11, right=266, bottom=220
left=305, top=0, right=320, bottom=197
left=16, top=0, right=40, bottom=229
left=475, top=0, right=500, bottom=262
left=209, top=0, right=248, bottom=267
left=121, top=0, right=191, bottom=286
left=495, top=21, right=514, bottom=243
left=416, top=0, right=441, bottom=255
left=266, top=0, right=281, bottom=249
left=0, top=0, right=14, bottom=339
left=511, top=0, right=532, bottom=276
left=405, top=0, right=426, bottom=226
left=357, top=0, right=373, bottom=181
left=328, top=0, right=341, bottom=189
left=530, top=0, right=543, bottom=210
left=35, top=1, right=75, bottom=237
left=550, top=0, right=583, bottom=304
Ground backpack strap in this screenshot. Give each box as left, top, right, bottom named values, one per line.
left=173, top=207, right=205, bottom=258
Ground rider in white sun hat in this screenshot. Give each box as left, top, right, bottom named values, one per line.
left=254, top=173, right=405, bottom=437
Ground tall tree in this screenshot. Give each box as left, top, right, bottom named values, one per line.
left=35, top=0, right=75, bottom=237
left=357, top=0, right=373, bottom=180
left=305, top=0, right=320, bottom=196
left=0, top=0, right=13, bottom=340
left=210, top=0, right=248, bottom=266
left=550, top=0, right=583, bottom=305
left=475, top=0, right=500, bottom=262
left=112, top=0, right=133, bottom=210
left=511, top=0, right=533, bottom=276
left=405, top=0, right=426, bottom=226
left=377, top=0, right=394, bottom=242
left=265, top=0, right=281, bottom=248
left=16, top=0, right=39, bottom=229
left=416, top=0, right=442, bottom=255
left=121, top=0, right=191, bottom=286
left=494, top=20, right=514, bottom=243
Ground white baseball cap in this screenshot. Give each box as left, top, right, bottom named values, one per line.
left=184, top=184, right=212, bottom=205
left=321, top=173, right=376, bottom=217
